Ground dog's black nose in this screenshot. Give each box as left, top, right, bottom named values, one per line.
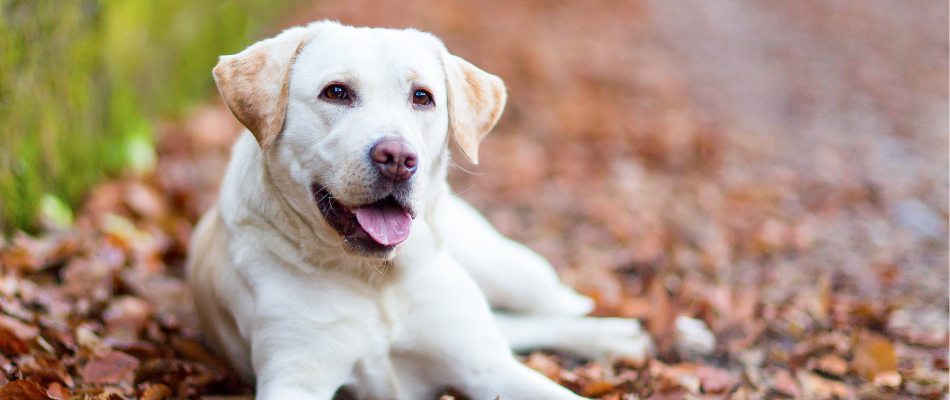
left=370, top=137, right=417, bottom=182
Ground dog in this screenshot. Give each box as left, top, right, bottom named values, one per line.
left=187, top=21, right=652, bottom=400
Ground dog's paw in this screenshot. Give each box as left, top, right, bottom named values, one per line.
left=571, top=318, right=654, bottom=361
left=546, top=289, right=596, bottom=316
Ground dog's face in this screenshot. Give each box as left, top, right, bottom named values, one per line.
left=212, top=22, right=506, bottom=258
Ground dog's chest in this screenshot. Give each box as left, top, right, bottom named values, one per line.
left=368, top=283, right=412, bottom=343
left=339, top=282, right=424, bottom=394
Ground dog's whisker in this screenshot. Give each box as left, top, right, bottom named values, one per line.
left=449, top=159, right=484, bottom=176
left=452, top=184, right=476, bottom=196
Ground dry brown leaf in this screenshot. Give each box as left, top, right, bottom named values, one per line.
left=615, top=356, right=648, bottom=371
left=0, top=315, right=39, bottom=341
left=646, top=279, right=676, bottom=352
left=134, top=358, right=225, bottom=396
left=694, top=366, right=738, bottom=394
left=619, top=297, right=652, bottom=319
left=169, top=336, right=228, bottom=371
left=811, top=353, right=848, bottom=377
left=522, top=352, right=561, bottom=382
left=0, top=326, right=29, bottom=357
left=0, top=379, right=53, bottom=400
left=581, top=380, right=616, bottom=397
left=796, top=370, right=854, bottom=399
left=729, top=386, right=756, bottom=400
left=102, top=296, right=152, bottom=341
left=45, top=382, right=69, bottom=400
left=653, top=362, right=700, bottom=394
left=769, top=369, right=800, bottom=398
left=851, top=330, right=897, bottom=380
left=0, top=233, right=78, bottom=275
left=90, top=392, right=124, bottom=400
left=141, top=383, right=173, bottom=400
left=81, top=350, right=141, bottom=385
left=18, top=355, right=73, bottom=388
left=125, top=182, right=169, bottom=220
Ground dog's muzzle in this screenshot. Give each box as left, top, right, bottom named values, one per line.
left=312, top=183, right=415, bottom=252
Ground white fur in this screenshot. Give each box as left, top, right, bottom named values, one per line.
left=188, top=21, right=652, bottom=400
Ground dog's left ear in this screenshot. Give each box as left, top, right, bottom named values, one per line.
left=213, top=25, right=315, bottom=149
left=442, top=53, right=507, bottom=165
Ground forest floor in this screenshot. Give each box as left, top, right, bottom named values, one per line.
left=0, top=1, right=946, bottom=399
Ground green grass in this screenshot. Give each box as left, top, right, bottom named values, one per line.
left=0, top=0, right=297, bottom=233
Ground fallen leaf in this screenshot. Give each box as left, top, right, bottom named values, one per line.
left=90, top=391, right=124, bottom=400
left=134, top=358, right=225, bottom=396
left=652, top=362, right=699, bottom=394
left=646, top=279, right=676, bottom=352
left=619, top=297, right=652, bottom=319
left=581, top=380, right=616, bottom=397
left=18, top=355, right=73, bottom=388
left=769, top=369, right=800, bottom=398
left=81, top=350, right=141, bottom=385
left=694, top=366, right=738, bottom=394
left=125, top=182, right=169, bottom=220
left=851, top=330, right=897, bottom=380
left=796, top=370, right=853, bottom=399
left=522, top=352, right=562, bottom=382
left=102, top=296, right=152, bottom=341
left=141, top=383, right=173, bottom=400
left=170, top=336, right=229, bottom=372
left=0, top=326, right=29, bottom=357
left=729, top=386, right=756, bottom=400
left=0, top=233, right=78, bottom=275
left=0, top=315, right=39, bottom=341
left=0, top=379, right=53, bottom=400
left=811, top=353, right=847, bottom=377
left=45, top=382, right=69, bottom=400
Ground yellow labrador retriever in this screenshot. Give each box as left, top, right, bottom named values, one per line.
left=187, top=21, right=651, bottom=400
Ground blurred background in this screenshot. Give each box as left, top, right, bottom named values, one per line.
left=0, top=0, right=947, bottom=398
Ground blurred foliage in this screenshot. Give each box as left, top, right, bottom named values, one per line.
left=0, top=0, right=298, bottom=233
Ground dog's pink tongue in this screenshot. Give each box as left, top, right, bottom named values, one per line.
left=354, top=204, right=412, bottom=246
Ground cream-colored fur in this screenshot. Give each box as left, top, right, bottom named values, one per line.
left=187, top=21, right=651, bottom=400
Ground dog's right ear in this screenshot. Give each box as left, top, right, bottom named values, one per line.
left=213, top=25, right=315, bottom=149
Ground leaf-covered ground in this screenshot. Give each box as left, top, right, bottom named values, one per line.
left=0, top=0, right=946, bottom=399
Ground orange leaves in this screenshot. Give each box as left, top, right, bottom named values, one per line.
left=522, top=351, right=743, bottom=399
left=851, top=330, right=897, bottom=381
left=82, top=351, right=141, bottom=385
left=0, top=379, right=53, bottom=400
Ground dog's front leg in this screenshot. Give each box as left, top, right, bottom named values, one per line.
left=395, top=249, right=587, bottom=400
left=242, top=269, right=397, bottom=400
left=250, top=317, right=364, bottom=400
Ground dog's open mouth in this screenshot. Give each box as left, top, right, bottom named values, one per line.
left=312, top=183, right=413, bottom=250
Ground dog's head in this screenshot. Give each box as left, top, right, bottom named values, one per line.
left=213, top=21, right=506, bottom=258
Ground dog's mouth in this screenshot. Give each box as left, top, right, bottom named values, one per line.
left=312, top=183, right=415, bottom=251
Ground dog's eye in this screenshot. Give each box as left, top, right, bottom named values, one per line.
left=412, top=90, right=432, bottom=106
left=322, top=84, right=348, bottom=101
